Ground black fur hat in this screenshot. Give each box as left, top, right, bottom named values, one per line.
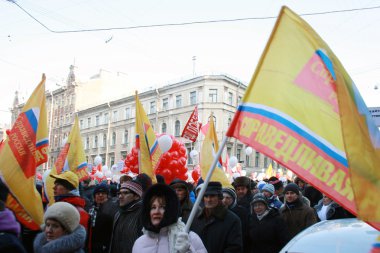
left=142, top=183, right=180, bottom=233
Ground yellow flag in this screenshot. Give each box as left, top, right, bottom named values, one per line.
left=0, top=74, right=48, bottom=228
left=265, top=163, right=274, bottom=178
left=226, top=6, right=380, bottom=229
left=46, top=116, right=88, bottom=204
left=201, top=114, right=231, bottom=188
left=135, top=92, right=162, bottom=183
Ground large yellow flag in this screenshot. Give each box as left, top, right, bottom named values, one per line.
left=0, top=74, right=48, bottom=228
left=46, top=116, right=88, bottom=204
left=265, top=163, right=275, bottom=179
left=201, top=114, right=231, bottom=188
left=135, top=92, right=162, bottom=183
left=226, top=6, right=380, bottom=229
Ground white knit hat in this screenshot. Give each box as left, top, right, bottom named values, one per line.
left=44, top=202, right=80, bottom=233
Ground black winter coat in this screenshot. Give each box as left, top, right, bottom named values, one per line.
left=191, top=205, right=243, bottom=253
left=248, top=208, right=290, bottom=253
left=230, top=204, right=250, bottom=253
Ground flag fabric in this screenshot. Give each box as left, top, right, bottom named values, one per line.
left=181, top=106, right=202, bottom=142
left=226, top=6, right=380, bottom=229
left=200, top=122, right=209, bottom=136
left=0, top=74, right=48, bottom=228
left=201, top=114, right=231, bottom=188
left=135, top=92, right=162, bottom=183
left=265, top=163, right=275, bottom=179
left=46, top=116, right=89, bottom=204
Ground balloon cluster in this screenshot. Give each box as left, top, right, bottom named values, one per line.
left=90, top=155, right=113, bottom=182
left=122, top=134, right=188, bottom=184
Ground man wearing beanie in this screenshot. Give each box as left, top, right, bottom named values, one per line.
left=109, top=179, right=143, bottom=253
left=50, top=171, right=89, bottom=230
left=222, top=187, right=250, bottom=253
left=249, top=193, right=290, bottom=253
left=262, top=183, right=283, bottom=210
left=233, top=176, right=253, bottom=211
left=87, top=183, right=118, bottom=253
left=169, top=179, right=193, bottom=222
left=33, top=202, right=86, bottom=252
left=280, top=183, right=317, bottom=239
left=191, top=181, right=243, bottom=253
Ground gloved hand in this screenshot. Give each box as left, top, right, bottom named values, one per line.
left=174, top=231, right=190, bottom=253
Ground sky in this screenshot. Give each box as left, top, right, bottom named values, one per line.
left=1, top=0, right=380, bottom=126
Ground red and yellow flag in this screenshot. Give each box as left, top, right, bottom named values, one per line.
left=46, top=116, right=88, bottom=204
left=135, top=92, right=162, bottom=183
left=0, top=74, right=48, bottom=228
left=226, top=7, right=380, bottom=229
left=201, top=114, right=231, bottom=188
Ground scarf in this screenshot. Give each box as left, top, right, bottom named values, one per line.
left=256, top=209, right=270, bottom=221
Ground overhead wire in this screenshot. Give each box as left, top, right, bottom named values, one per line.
left=7, top=1, right=380, bottom=34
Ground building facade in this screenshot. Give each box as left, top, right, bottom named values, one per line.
left=11, top=68, right=282, bottom=175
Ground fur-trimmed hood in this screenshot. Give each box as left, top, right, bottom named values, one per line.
left=141, top=184, right=180, bottom=233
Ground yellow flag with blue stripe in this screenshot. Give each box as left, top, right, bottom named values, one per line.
left=0, top=74, right=48, bottom=228
left=201, top=114, right=231, bottom=188
left=135, top=92, right=162, bottom=183
left=46, top=116, right=88, bottom=204
left=226, top=6, right=380, bottom=229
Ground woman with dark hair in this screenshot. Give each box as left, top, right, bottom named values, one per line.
left=132, top=183, right=206, bottom=253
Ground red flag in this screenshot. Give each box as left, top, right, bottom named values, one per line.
left=181, top=106, right=201, bottom=142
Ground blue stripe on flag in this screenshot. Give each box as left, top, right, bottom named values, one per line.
left=77, top=162, right=87, bottom=169
left=24, top=109, right=38, bottom=133
left=150, top=140, right=158, bottom=155
left=238, top=104, right=348, bottom=167
left=36, top=138, right=49, bottom=147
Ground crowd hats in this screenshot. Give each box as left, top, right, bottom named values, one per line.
left=284, top=183, right=300, bottom=195
left=251, top=193, right=269, bottom=208
left=93, top=183, right=109, bottom=196
left=204, top=181, right=223, bottom=198
left=44, top=202, right=80, bottom=233
left=50, top=171, right=79, bottom=191
left=233, top=176, right=251, bottom=188
left=120, top=180, right=143, bottom=198
left=262, top=184, right=275, bottom=195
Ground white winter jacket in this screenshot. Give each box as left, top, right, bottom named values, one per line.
left=132, top=220, right=207, bottom=253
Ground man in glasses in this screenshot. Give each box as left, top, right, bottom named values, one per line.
left=109, top=179, right=143, bottom=253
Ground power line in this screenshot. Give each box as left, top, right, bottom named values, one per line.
left=8, top=1, right=380, bottom=34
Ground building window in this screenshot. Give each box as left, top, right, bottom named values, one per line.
left=94, top=135, right=98, bottom=148
left=111, top=132, right=116, bottom=146
left=103, top=134, right=107, bottom=148
left=124, top=130, right=128, bottom=144
left=255, top=152, right=259, bottom=167
left=175, top=95, right=182, bottom=108
left=209, top=89, right=217, bottom=102
left=125, top=107, right=130, bottom=119
left=175, top=120, right=181, bottom=137
left=150, top=101, right=156, bottom=114
left=86, top=137, right=90, bottom=149
left=227, top=117, right=232, bottom=127
left=237, top=147, right=241, bottom=161
left=96, top=115, right=99, bottom=126
left=246, top=155, right=250, bottom=166
left=113, top=110, right=118, bottom=122
left=110, top=156, right=115, bottom=167
left=60, top=116, right=63, bottom=126
left=190, top=91, right=197, bottom=105
left=162, top=122, right=167, bottom=133
left=104, top=113, right=109, bottom=124
left=162, top=98, right=169, bottom=111
left=228, top=92, right=233, bottom=105
left=87, top=117, right=91, bottom=128
left=264, top=157, right=268, bottom=168
left=238, top=96, right=242, bottom=105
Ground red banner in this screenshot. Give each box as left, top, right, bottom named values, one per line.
left=181, top=106, right=201, bottom=142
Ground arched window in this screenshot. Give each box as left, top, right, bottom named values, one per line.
left=175, top=120, right=181, bottom=137
left=94, top=135, right=98, bottom=148
left=112, top=132, right=116, bottom=146
left=162, top=122, right=167, bottom=133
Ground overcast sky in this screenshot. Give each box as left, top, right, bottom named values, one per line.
left=1, top=0, right=380, bottom=125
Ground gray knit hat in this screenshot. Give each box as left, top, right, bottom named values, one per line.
left=262, top=184, right=275, bottom=195
left=44, top=202, right=80, bottom=233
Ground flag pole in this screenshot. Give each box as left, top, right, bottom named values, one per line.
left=185, top=135, right=228, bottom=232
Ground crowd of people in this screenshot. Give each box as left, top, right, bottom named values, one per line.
left=0, top=171, right=355, bottom=253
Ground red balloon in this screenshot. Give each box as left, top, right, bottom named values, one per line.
left=192, top=170, right=200, bottom=182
